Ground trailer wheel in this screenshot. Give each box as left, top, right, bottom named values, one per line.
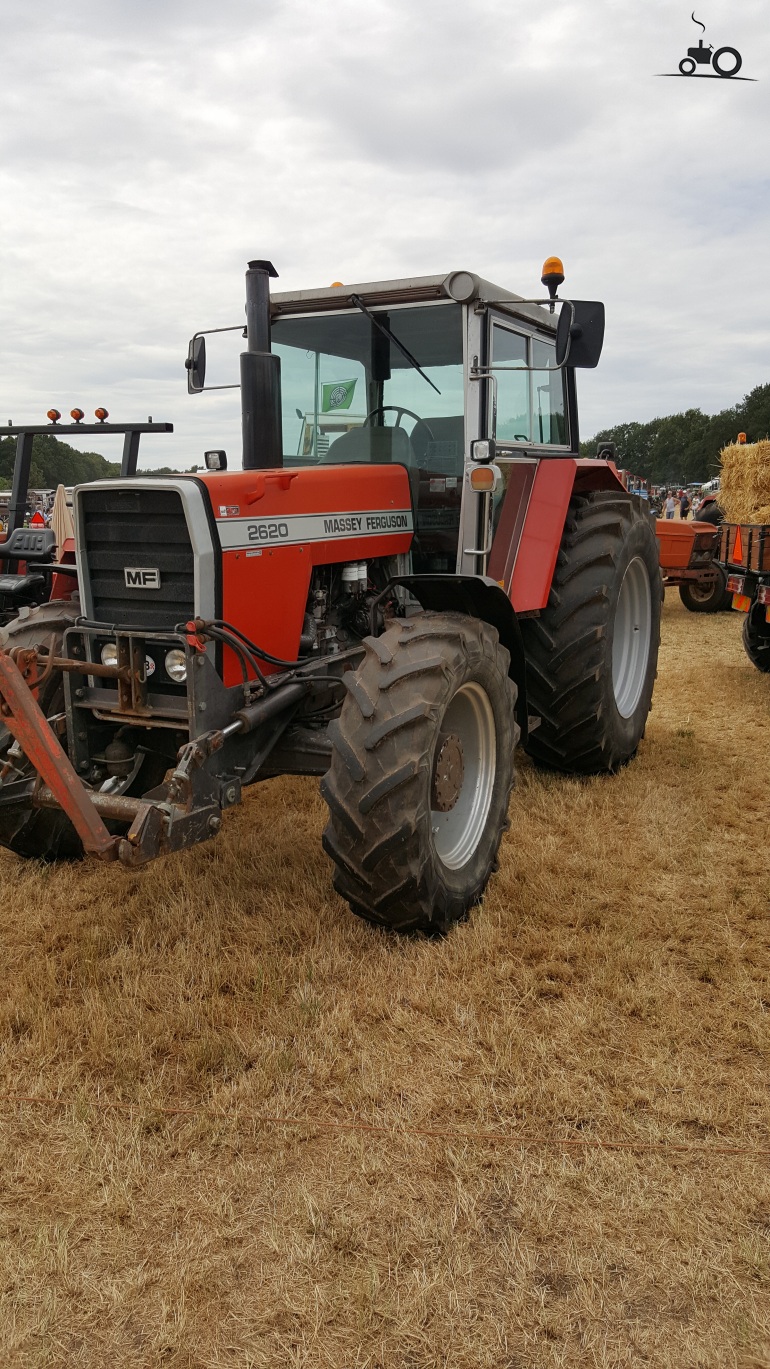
left=0, top=598, right=84, bottom=859
left=678, top=566, right=732, bottom=613
left=521, top=491, right=661, bottom=774
left=321, top=612, right=518, bottom=935
left=742, top=610, right=770, bottom=673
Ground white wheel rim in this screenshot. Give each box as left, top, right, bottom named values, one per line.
left=612, top=556, right=652, bottom=718
left=431, top=682, right=497, bottom=870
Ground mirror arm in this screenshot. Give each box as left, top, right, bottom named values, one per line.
left=470, top=303, right=576, bottom=378
left=185, top=325, right=247, bottom=393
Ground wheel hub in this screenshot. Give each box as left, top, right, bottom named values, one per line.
left=431, top=733, right=464, bottom=812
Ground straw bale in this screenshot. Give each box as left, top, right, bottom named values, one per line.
left=719, top=439, right=770, bottom=524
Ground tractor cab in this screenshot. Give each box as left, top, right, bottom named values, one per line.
left=188, top=266, right=603, bottom=584
left=268, top=273, right=583, bottom=582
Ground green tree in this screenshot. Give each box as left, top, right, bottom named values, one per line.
left=581, top=382, right=770, bottom=482
left=0, top=434, right=120, bottom=489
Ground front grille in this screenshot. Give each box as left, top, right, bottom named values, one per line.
left=80, top=487, right=195, bottom=630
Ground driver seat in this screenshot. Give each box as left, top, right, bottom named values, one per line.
left=0, top=527, right=56, bottom=602
left=318, top=425, right=412, bottom=465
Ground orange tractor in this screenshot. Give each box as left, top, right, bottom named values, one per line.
left=0, top=257, right=661, bottom=933
left=655, top=517, right=730, bottom=612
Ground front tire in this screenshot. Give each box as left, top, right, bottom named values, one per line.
left=742, top=609, right=770, bottom=672
left=521, top=492, right=661, bottom=774
left=321, top=613, right=518, bottom=934
left=678, top=566, right=732, bottom=613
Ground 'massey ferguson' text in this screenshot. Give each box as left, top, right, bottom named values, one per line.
left=323, top=513, right=409, bottom=535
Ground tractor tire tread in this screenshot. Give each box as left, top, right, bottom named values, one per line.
left=521, top=492, right=660, bottom=775
left=322, top=613, right=517, bottom=934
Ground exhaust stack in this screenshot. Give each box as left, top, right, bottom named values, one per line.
left=241, top=259, right=283, bottom=469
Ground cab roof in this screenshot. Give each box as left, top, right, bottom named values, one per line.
left=270, top=271, right=557, bottom=333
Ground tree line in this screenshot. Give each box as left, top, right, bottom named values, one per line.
left=0, top=434, right=120, bottom=490
left=580, top=381, right=770, bottom=485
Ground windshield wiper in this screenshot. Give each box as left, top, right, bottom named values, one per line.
left=350, top=294, right=441, bottom=396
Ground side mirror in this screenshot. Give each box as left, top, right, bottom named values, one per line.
left=555, top=301, right=605, bottom=368
left=185, top=335, right=207, bottom=393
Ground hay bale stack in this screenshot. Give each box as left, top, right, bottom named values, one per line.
left=719, top=440, right=770, bottom=524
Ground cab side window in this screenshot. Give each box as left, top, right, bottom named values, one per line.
left=492, top=323, right=568, bottom=447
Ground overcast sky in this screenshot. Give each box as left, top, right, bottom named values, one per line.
left=1, top=0, right=767, bottom=470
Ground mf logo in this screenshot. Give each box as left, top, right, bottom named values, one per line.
left=124, top=567, right=162, bottom=589
left=659, top=12, right=754, bottom=80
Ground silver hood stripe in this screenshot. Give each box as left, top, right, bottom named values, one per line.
left=216, top=507, right=413, bottom=551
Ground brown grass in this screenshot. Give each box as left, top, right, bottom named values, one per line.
left=720, top=440, right=770, bottom=524
left=1, top=594, right=769, bottom=1368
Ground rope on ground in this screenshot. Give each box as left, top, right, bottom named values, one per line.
left=0, top=1093, right=768, bottom=1159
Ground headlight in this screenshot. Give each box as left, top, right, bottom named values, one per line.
left=164, top=648, right=187, bottom=683
left=100, top=642, right=118, bottom=668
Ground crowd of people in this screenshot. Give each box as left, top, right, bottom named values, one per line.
left=663, top=489, right=692, bottom=520
left=647, top=487, right=694, bottom=519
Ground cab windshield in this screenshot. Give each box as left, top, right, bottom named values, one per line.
left=272, top=302, right=465, bottom=573
left=272, top=303, right=464, bottom=471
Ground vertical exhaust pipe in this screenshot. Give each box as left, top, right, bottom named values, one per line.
left=241, top=259, right=283, bottom=469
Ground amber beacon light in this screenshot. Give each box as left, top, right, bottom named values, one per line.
left=541, top=256, right=565, bottom=300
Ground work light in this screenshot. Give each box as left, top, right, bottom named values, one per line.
left=471, top=438, right=496, bottom=464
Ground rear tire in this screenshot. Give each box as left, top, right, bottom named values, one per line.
left=742, top=609, right=770, bottom=673
left=695, top=502, right=722, bottom=527
left=321, top=613, right=518, bottom=934
left=678, top=566, right=732, bottom=613
left=521, top=492, right=661, bottom=774
left=0, top=599, right=84, bottom=859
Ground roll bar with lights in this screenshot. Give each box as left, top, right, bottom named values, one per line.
left=1, top=413, right=173, bottom=533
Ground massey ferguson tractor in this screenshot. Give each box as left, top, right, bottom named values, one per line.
left=0, top=258, right=661, bottom=933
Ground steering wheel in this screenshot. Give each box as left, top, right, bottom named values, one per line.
left=363, top=406, right=435, bottom=463
left=363, top=404, right=421, bottom=426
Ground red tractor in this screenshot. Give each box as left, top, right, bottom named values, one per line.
left=0, top=258, right=661, bottom=933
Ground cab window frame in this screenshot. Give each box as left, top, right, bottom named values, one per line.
left=486, top=312, right=571, bottom=454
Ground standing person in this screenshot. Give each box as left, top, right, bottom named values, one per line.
left=680, top=490, right=691, bottom=520
left=665, top=491, right=676, bottom=519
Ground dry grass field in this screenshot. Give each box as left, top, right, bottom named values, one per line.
left=1, top=592, right=769, bottom=1368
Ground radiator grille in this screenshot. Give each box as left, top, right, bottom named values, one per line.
left=80, top=487, right=195, bottom=629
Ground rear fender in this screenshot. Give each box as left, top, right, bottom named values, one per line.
left=386, top=573, right=529, bottom=740
left=498, top=457, right=632, bottom=612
